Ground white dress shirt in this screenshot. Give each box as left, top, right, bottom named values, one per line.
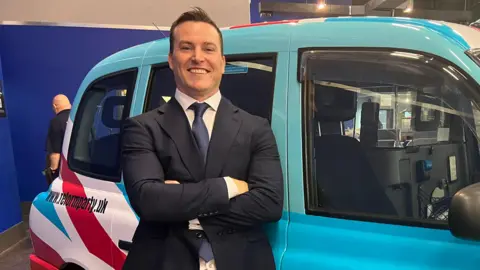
left=174, top=89, right=239, bottom=270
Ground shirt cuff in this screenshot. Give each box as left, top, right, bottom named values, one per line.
left=224, top=176, right=239, bottom=199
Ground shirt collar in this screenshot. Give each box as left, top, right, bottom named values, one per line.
left=57, top=109, right=71, bottom=115
left=175, top=89, right=222, bottom=112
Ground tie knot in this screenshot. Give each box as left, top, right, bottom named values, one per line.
left=189, top=102, right=210, bottom=118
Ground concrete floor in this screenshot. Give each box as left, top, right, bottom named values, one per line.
left=0, top=237, right=32, bottom=270
left=0, top=204, right=33, bottom=270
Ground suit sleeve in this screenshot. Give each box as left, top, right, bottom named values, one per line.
left=121, top=117, right=230, bottom=222
left=202, top=118, right=284, bottom=229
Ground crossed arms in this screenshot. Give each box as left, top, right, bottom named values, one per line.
left=120, top=117, right=284, bottom=229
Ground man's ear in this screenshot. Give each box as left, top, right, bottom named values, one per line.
left=168, top=53, right=174, bottom=70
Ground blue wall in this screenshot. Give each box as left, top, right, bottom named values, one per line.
left=0, top=25, right=165, bottom=201
left=0, top=47, right=22, bottom=233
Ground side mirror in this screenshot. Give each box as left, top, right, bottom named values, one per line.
left=448, top=182, right=480, bottom=241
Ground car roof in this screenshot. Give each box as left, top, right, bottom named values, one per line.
left=94, top=16, right=479, bottom=69
left=71, top=16, right=480, bottom=120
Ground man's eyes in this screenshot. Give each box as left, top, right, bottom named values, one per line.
left=178, top=45, right=217, bottom=52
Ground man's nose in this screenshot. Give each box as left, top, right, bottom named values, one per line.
left=191, top=48, right=205, bottom=62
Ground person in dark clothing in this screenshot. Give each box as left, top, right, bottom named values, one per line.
left=44, top=94, right=71, bottom=184
left=120, top=7, right=283, bottom=270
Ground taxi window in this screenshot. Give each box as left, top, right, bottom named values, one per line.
left=144, top=54, right=276, bottom=121
left=301, top=49, right=480, bottom=227
left=68, top=69, right=136, bottom=182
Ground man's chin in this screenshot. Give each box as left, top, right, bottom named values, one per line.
left=186, top=85, right=216, bottom=94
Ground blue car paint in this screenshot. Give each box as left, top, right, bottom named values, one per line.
left=285, top=213, right=480, bottom=269
left=323, top=17, right=470, bottom=49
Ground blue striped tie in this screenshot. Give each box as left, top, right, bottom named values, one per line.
left=189, top=102, right=214, bottom=262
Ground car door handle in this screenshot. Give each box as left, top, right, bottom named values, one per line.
left=118, top=240, right=132, bottom=251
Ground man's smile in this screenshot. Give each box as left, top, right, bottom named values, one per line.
left=188, top=68, right=210, bottom=74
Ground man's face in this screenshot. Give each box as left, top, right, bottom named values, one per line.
left=168, top=21, right=225, bottom=99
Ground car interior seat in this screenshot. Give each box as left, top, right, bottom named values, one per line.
left=313, top=85, right=398, bottom=216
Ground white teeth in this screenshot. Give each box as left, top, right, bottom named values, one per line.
left=189, top=68, right=207, bottom=74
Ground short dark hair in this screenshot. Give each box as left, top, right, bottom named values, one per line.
left=169, top=7, right=224, bottom=54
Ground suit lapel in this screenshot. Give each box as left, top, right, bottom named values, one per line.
left=205, top=98, right=241, bottom=178
left=156, top=99, right=205, bottom=182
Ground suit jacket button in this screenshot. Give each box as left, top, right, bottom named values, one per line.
left=196, top=232, right=203, bottom=239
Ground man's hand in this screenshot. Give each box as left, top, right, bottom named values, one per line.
left=165, top=180, right=180, bottom=184
left=231, top=178, right=249, bottom=194
left=49, top=153, right=60, bottom=170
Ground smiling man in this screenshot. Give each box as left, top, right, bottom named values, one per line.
left=121, top=7, right=284, bottom=270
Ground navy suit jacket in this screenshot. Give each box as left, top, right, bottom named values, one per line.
left=120, top=97, right=284, bottom=270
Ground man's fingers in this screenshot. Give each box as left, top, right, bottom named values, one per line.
left=165, top=180, right=180, bottom=184
left=233, top=179, right=249, bottom=194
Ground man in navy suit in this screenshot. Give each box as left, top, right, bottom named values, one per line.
left=120, top=7, right=284, bottom=270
